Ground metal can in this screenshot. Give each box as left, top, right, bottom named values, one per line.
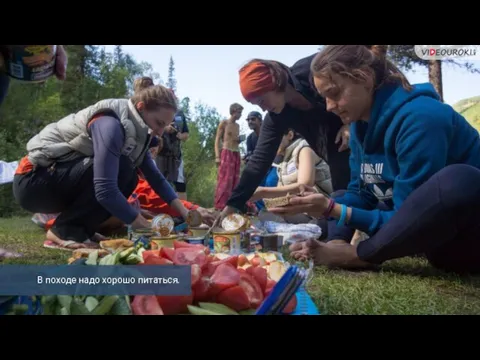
left=129, top=228, right=155, bottom=242
left=212, top=231, right=242, bottom=254
left=262, top=234, right=280, bottom=252
left=186, top=209, right=203, bottom=227
left=2, top=45, right=57, bottom=83
left=250, top=234, right=264, bottom=252
left=151, top=214, right=175, bottom=237
left=221, top=213, right=248, bottom=232
left=150, top=235, right=180, bottom=249
left=185, top=236, right=207, bottom=246
left=134, top=235, right=151, bottom=250
left=241, top=230, right=255, bottom=253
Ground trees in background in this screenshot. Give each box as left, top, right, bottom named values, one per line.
left=318, top=45, right=479, bottom=103
left=387, top=45, right=479, bottom=102
left=0, top=46, right=221, bottom=216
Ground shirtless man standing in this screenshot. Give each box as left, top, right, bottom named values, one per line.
left=214, top=103, right=244, bottom=210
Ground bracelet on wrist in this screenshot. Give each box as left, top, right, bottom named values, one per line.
left=323, top=198, right=335, bottom=218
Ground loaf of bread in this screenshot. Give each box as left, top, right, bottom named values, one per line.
left=263, top=194, right=291, bottom=209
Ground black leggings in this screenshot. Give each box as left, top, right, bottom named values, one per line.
left=356, top=164, right=480, bottom=274
left=13, top=156, right=138, bottom=243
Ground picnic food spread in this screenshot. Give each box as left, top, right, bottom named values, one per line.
left=4, top=212, right=317, bottom=316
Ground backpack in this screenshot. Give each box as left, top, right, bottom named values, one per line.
left=159, top=111, right=186, bottom=159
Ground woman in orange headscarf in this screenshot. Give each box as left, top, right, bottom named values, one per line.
left=220, top=53, right=351, bottom=238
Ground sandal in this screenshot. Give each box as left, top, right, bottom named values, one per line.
left=43, top=239, right=100, bottom=251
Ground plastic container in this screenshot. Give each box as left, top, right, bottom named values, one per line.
left=2, top=45, right=57, bottom=83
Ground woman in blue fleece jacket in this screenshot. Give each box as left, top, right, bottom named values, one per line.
left=270, top=45, right=480, bottom=274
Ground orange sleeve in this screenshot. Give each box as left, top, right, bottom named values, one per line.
left=15, top=156, right=34, bottom=175
left=134, top=177, right=199, bottom=217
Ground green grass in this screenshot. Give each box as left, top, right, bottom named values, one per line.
left=453, top=95, right=480, bottom=132
left=1, top=216, right=480, bottom=315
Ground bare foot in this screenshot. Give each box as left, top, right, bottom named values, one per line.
left=289, top=241, right=305, bottom=252
left=46, top=230, right=95, bottom=249
left=351, top=230, right=369, bottom=246
left=0, top=248, right=22, bottom=260
left=290, top=239, right=371, bottom=269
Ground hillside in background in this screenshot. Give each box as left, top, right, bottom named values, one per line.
left=453, top=95, right=480, bottom=132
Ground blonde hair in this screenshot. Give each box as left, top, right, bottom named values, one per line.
left=310, top=45, right=412, bottom=91
left=133, top=76, right=154, bottom=94
left=229, top=103, right=244, bottom=115
left=131, top=76, right=177, bottom=112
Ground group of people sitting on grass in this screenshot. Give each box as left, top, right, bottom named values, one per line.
left=2, top=45, right=480, bottom=276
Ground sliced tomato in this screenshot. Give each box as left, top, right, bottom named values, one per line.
left=202, top=263, right=216, bottom=277
left=237, top=254, right=248, bottom=267
left=209, top=263, right=241, bottom=297
left=216, top=285, right=251, bottom=312
left=172, top=247, right=207, bottom=268
left=238, top=273, right=264, bottom=309
left=131, top=295, right=164, bottom=315
left=282, top=295, right=297, bottom=314
left=210, top=255, right=238, bottom=268
left=250, top=257, right=266, bottom=267
left=173, top=240, right=210, bottom=255
left=265, top=279, right=277, bottom=295
left=191, top=264, right=202, bottom=287
left=192, top=276, right=211, bottom=302
left=142, top=250, right=161, bottom=261
left=143, top=255, right=173, bottom=265
left=160, top=247, right=175, bottom=261
left=250, top=266, right=267, bottom=294
left=156, top=295, right=193, bottom=315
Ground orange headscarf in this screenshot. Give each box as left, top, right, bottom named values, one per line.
left=239, top=61, right=276, bottom=101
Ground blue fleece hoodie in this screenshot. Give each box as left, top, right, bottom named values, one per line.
left=335, top=82, right=480, bottom=235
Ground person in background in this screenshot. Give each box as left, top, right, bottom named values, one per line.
left=270, top=45, right=480, bottom=275
left=219, top=55, right=351, bottom=220
left=155, top=94, right=190, bottom=200
left=13, top=83, right=197, bottom=250
left=214, top=103, right=244, bottom=210
left=250, top=129, right=332, bottom=223
left=0, top=45, right=67, bottom=259
left=243, top=111, right=262, bottom=164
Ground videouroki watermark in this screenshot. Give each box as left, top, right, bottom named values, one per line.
left=414, top=45, right=480, bottom=61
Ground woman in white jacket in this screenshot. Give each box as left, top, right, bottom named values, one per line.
left=250, top=129, right=332, bottom=223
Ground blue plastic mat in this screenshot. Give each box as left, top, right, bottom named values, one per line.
left=0, top=296, right=42, bottom=315
left=291, top=287, right=320, bottom=315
